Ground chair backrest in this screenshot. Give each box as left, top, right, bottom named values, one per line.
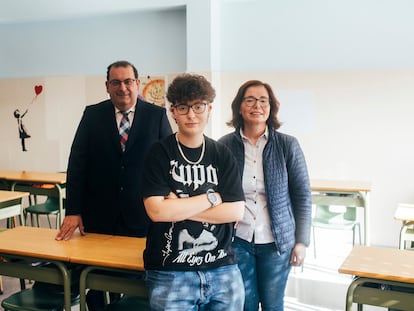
left=343, top=206, right=357, bottom=221
left=314, top=205, right=357, bottom=223
left=43, top=197, right=59, bottom=208
left=395, top=203, right=414, bottom=222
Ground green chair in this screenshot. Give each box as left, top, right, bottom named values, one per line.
left=399, top=221, right=414, bottom=250
left=1, top=288, right=79, bottom=311
left=1, top=281, right=79, bottom=311
left=24, top=197, right=60, bottom=229
left=312, top=204, right=361, bottom=257
left=1, top=263, right=81, bottom=311
left=395, top=203, right=414, bottom=250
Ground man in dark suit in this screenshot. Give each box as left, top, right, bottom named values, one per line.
left=55, top=60, right=172, bottom=310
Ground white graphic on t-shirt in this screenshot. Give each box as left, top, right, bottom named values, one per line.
left=162, top=223, right=175, bottom=265
left=170, top=160, right=218, bottom=191
left=177, top=229, right=218, bottom=254
left=172, top=228, right=223, bottom=266
left=166, top=160, right=224, bottom=266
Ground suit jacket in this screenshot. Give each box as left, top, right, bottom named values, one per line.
left=65, top=99, right=172, bottom=237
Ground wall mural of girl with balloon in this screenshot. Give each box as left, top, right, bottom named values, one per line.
left=13, top=85, right=43, bottom=152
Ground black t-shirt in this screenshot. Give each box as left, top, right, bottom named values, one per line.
left=141, top=134, right=244, bottom=271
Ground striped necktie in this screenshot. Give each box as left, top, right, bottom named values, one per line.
left=119, top=111, right=130, bottom=152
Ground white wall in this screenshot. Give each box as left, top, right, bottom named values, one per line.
left=220, top=0, right=414, bottom=71
left=0, top=9, right=186, bottom=77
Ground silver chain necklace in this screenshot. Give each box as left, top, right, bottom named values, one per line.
left=175, top=133, right=205, bottom=165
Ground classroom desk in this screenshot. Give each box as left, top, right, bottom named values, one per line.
left=0, top=190, right=29, bottom=293
left=0, top=190, right=29, bottom=227
left=0, top=226, right=75, bottom=310
left=339, top=245, right=414, bottom=310
left=0, top=226, right=145, bottom=311
left=0, top=170, right=66, bottom=227
left=394, top=203, right=414, bottom=249
left=70, top=234, right=146, bottom=311
left=311, top=179, right=371, bottom=245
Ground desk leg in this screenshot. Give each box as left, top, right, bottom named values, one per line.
left=55, top=184, right=65, bottom=229
left=360, top=191, right=370, bottom=246
left=18, top=199, right=24, bottom=226
left=9, top=183, right=26, bottom=226
left=79, top=266, right=93, bottom=311
left=54, top=261, right=72, bottom=311
left=346, top=277, right=365, bottom=311
left=399, top=224, right=407, bottom=250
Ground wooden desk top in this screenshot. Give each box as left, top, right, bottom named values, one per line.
left=69, top=234, right=145, bottom=270
left=0, top=170, right=66, bottom=184
left=0, top=226, right=71, bottom=261
left=0, top=226, right=145, bottom=270
left=311, top=179, right=371, bottom=192
left=394, top=203, right=414, bottom=222
left=0, top=190, right=29, bottom=203
left=339, top=246, right=414, bottom=283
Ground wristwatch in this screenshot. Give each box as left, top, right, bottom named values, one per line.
left=206, top=189, right=218, bottom=207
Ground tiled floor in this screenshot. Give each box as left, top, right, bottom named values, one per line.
left=285, top=234, right=353, bottom=311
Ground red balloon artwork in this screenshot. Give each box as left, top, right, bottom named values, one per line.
left=13, top=84, right=44, bottom=151
left=34, top=85, right=43, bottom=95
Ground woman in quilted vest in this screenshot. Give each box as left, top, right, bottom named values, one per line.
left=219, top=80, right=312, bottom=311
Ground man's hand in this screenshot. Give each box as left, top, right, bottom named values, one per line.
left=55, top=215, right=85, bottom=241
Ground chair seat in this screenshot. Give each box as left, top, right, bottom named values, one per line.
left=25, top=197, right=60, bottom=228
left=104, top=295, right=150, bottom=311
left=401, top=227, right=414, bottom=238
left=1, top=287, right=79, bottom=311
left=25, top=203, right=59, bottom=215
left=313, top=218, right=358, bottom=230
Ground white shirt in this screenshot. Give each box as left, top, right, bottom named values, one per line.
left=115, top=104, right=136, bottom=131
left=236, top=127, right=275, bottom=244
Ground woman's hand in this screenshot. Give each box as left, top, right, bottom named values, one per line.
left=290, top=243, right=306, bottom=266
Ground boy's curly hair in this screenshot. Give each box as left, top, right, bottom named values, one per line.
left=167, top=73, right=216, bottom=106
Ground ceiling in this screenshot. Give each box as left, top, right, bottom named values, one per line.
left=0, top=0, right=186, bottom=24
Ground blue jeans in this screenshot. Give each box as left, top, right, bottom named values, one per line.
left=233, top=237, right=292, bottom=311
left=145, top=265, right=244, bottom=311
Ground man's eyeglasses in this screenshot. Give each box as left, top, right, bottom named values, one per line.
left=243, top=96, right=270, bottom=107
left=108, top=79, right=137, bottom=87
left=174, top=102, right=208, bottom=115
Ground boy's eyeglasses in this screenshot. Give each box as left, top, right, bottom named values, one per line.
left=174, top=102, right=208, bottom=115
